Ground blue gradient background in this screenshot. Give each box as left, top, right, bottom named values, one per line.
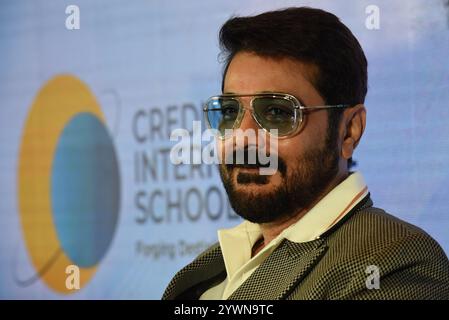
left=0, top=0, right=448, bottom=298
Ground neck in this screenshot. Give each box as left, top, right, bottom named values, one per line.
left=252, top=171, right=348, bottom=257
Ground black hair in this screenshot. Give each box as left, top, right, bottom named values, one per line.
left=219, top=7, right=368, bottom=169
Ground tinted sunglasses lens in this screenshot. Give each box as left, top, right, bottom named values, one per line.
left=252, top=97, right=297, bottom=136
left=205, top=98, right=240, bottom=136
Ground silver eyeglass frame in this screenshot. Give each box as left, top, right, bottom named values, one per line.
left=203, top=92, right=352, bottom=139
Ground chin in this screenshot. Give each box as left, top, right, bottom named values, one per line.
left=234, top=182, right=272, bottom=193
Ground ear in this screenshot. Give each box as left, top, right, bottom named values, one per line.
left=341, top=104, right=366, bottom=161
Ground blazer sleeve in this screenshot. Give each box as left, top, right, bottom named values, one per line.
left=341, top=230, right=449, bottom=300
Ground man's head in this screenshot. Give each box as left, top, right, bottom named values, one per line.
left=215, top=7, right=367, bottom=224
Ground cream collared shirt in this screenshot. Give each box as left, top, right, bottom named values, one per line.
left=200, top=171, right=369, bottom=300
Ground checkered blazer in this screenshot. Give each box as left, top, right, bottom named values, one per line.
left=162, top=195, right=449, bottom=300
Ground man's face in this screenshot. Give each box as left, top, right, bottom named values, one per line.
left=218, top=51, right=340, bottom=224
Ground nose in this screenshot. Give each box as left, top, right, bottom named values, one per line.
left=238, top=107, right=260, bottom=132
left=230, top=104, right=261, bottom=152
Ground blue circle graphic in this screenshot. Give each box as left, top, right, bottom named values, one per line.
left=51, top=112, right=120, bottom=268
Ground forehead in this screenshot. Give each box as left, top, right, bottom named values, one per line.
left=223, top=51, right=324, bottom=105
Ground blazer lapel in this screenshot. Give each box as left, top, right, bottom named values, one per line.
left=228, top=238, right=327, bottom=300
left=162, top=243, right=226, bottom=300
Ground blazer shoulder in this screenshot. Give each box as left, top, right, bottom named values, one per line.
left=328, top=206, right=448, bottom=261
left=330, top=207, right=449, bottom=299
left=195, top=242, right=221, bottom=261
left=161, top=242, right=223, bottom=300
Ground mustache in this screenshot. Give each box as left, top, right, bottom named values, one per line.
left=224, top=147, right=287, bottom=176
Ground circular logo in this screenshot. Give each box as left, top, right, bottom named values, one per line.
left=18, top=74, right=120, bottom=293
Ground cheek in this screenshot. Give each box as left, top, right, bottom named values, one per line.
left=276, top=139, right=305, bottom=169
left=276, top=114, right=328, bottom=165
left=298, top=112, right=329, bottom=147
left=308, top=111, right=329, bottom=138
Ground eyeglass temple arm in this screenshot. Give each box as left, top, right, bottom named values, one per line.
left=300, top=104, right=352, bottom=110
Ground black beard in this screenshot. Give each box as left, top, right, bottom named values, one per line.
left=219, top=139, right=339, bottom=224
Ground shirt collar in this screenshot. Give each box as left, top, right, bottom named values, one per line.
left=281, top=171, right=368, bottom=242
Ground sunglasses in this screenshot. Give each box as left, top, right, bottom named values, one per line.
left=203, top=92, right=352, bottom=138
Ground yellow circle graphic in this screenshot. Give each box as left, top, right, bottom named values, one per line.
left=17, top=74, right=119, bottom=293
